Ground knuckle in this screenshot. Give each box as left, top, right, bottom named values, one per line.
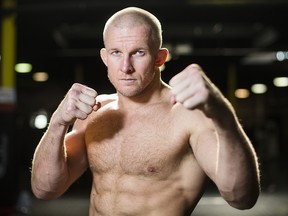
left=68, top=88, right=79, bottom=98
left=186, top=64, right=199, bottom=71
left=183, top=101, right=191, bottom=109
left=76, top=112, right=87, bottom=120
left=72, top=83, right=82, bottom=88
left=85, top=106, right=93, bottom=114
left=190, top=63, right=202, bottom=70
left=175, top=95, right=184, bottom=103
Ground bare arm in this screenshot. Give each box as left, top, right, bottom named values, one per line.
left=31, top=83, right=99, bottom=200
left=169, top=64, right=260, bottom=209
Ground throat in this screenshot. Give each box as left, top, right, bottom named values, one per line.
left=116, top=82, right=170, bottom=111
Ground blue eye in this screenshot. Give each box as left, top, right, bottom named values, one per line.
left=111, top=50, right=121, bottom=56
left=135, top=50, right=145, bottom=56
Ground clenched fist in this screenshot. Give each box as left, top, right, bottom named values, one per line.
left=169, top=64, right=210, bottom=109
left=54, top=83, right=100, bottom=126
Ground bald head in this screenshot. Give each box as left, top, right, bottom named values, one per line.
left=103, top=7, right=163, bottom=52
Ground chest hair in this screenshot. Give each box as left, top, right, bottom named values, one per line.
left=85, top=104, right=190, bottom=177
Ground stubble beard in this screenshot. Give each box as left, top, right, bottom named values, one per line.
left=108, top=74, right=155, bottom=99
left=114, top=83, right=146, bottom=98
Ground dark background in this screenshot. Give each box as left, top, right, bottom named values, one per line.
left=1, top=0, right=288, bottom=215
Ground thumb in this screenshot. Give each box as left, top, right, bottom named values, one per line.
left=93, top=100, right=101, bottom=111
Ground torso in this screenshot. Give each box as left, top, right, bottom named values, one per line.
left=84, top=94, right=208, bottom=216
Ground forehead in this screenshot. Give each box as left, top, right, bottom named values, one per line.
left=105, top=26, right=152, bottom=48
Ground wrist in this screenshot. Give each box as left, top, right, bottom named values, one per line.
left=48, top=112, right=71, bottom=132
left=205, top=90, right=237, bottom=129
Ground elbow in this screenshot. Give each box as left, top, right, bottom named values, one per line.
left=31, top=184, right=62, bottom=201
left=228, top=195, right=258, bottom=210
left=221, top=186, right=260, bottom=210
left=31, top=177, right=66, bottom=201
left=31, top=170, right=70, bottom=200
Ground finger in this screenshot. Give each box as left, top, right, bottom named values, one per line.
left=182, top=90, right=208, bottom=109
left=64, top=99, right=91, bottom=122
left=74, top=109, right=89, bottom=120
left=79, top=93, right=96, bottom=106
left=174, top=79, right=204, bottom=104
left=75, top=100, right=93, bottom=114
left=80, top=86, right=97, bottom=98
left=174, top=85, right=196, bottom=103
left=170, top=75, right=191, bottom=96
left=171, top=70, right=204, bottom=101
left=169, top=70, right=186, bottom=87
left=169, top=64, right=202, bottom=87
left=71, top=83, right=97, bottom=98
left=92, top=101, right=101, bottom=111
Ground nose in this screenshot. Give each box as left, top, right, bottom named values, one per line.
left=121, top=55, right=134, bottom=73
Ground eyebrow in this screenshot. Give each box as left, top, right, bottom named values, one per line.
left=107, top=46, right=149, bottom=52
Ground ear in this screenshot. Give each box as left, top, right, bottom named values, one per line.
left=100, top=48, right=108, bottom=66
left=155, top=48, right=169, bottom=67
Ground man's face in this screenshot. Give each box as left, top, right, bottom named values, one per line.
left=101, top=25, right=158, bottom=97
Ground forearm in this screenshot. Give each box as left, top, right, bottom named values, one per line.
left=31, top=115, right=70, bottom=200
left=208, top=93, right=260, bottom=208
left=215, top=119, right=259, bottom=208
left=31, top=83, right=97, bottom=199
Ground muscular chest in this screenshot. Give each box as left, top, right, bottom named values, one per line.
left=85, top=106, right=190, bottom=177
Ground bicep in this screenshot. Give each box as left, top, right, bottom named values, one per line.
left=190, top=125, right=219, bottom=182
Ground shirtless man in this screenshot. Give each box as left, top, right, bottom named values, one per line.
left=31, top=7, right=260, bottom=216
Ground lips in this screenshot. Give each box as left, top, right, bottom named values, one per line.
left=119, top=78, right=137, bottom=85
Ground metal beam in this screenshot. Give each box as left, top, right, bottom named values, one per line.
left=1, top=0, right=16, bottom=88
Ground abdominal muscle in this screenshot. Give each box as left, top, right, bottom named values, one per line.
left=88, top=159, right=207, bottom=216
left=85, top=100, right=208, bottom=215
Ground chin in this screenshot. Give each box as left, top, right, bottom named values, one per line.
left=118, top=91, right=140, bottom=98
left=117, top=88, right=144, bottom=98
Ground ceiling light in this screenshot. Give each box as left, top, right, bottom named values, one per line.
left=276, top=51, right=285, bottom=61
left=235, top=88, right=250, bottom=99
left=242, top=52, right=275, bottom=65
left=30, top=110, right=49, bottom=129
left=273, top=77, right=288, bottom=87
left=15, top=63, right=32, bottom=73
left=251, top=83, right=267, bottom=94
left=34, top=114, right=48, bottom=129
left=33, top=72, right=49, bottom=82
left=174, top=43, right=193, bottom=55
